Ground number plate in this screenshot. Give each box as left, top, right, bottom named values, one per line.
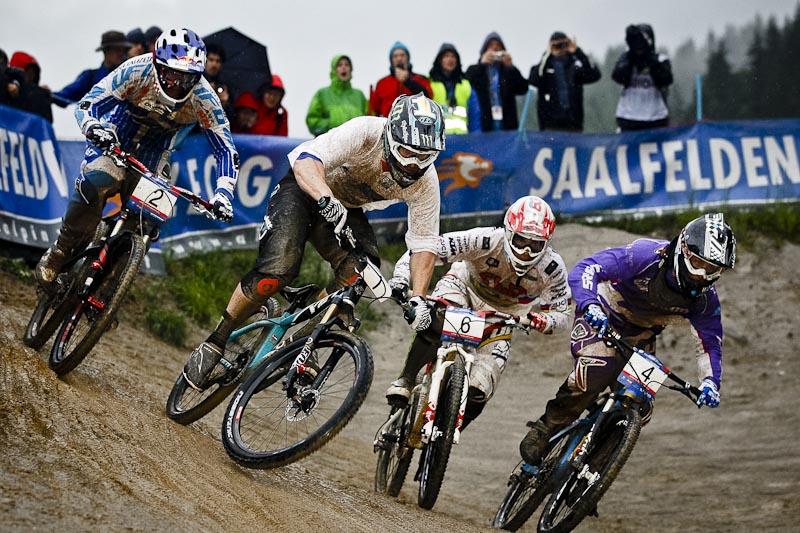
left=126, top=174, right=177, bottom=222
left=617, top=349, right=668, bottom=402
left=441, top=307, right=486, bottom=347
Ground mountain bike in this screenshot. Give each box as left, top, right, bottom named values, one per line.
left=374, top=303, right=530, bottom=510
left=22, top=145, right=217, bottom=375
left=220, top=255, right=397, bottom=469
left=492, top=326, right=702, bottom=532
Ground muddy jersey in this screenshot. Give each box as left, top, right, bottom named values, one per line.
left=570, top=238, right=724, bottom=387
left=286, top=116, right=440, bottom=253
left=394, top=226, right=571, bottom=327
left=74, top=54, right=238, bottom=196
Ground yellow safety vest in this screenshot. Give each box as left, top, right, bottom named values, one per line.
left=431, top=80, right=471, bottom=134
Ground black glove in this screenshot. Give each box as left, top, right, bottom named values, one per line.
left=86, top=124, right=119, bottom=150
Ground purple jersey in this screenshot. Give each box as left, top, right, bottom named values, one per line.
left=569, top=238, right=723, bottom=388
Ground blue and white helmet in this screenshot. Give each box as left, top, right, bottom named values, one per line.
left=153, top=28, right=206, bottom=105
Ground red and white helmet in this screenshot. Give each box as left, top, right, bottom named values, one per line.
left=503, top=196, right=556, bottom=275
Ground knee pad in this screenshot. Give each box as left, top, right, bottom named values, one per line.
left=469, top=354, right=502, bottom=403
left=241, top=270, right=284, bottom=303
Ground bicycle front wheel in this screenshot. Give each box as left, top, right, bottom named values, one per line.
left=538, top=408, right=642, bottom=533
left=222, top=331, right=373, bottom=469
left=49, top=233, right=144, bottom=375
left=166, top=303, right=277, bottom=425
left=417, top=354, right=465, bottom=510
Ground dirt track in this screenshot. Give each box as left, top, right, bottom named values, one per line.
left=1, top=224, right=799, bottom=532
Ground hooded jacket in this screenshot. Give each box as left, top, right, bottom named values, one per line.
left=369, top=41, right=432, bottom=117
left=428, top=43, right=481, bottom=134
left=464, top=32, right=529, bottom=131
left=612, top=24, right=673, bottom=123
left=305, top=54, right=367, bottom=136
left=251, top=74, right=288, bottom=136
left=231, top=91, right=259, bottom=134
left=529, top=40, right=601, bottom=131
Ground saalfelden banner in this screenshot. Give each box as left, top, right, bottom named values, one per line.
left=2, top=103, right=798, bottom=271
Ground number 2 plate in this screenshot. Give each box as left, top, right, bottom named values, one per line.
left=617, top=349, right=668, bottom=402
left=127, top=175, right=177, bottom=222
left=441, top=307, right=486, bottom=347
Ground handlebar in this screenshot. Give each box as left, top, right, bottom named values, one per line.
left=105, top=145, right=218, bottom=220
left=602, top=325, right=703, bottom=407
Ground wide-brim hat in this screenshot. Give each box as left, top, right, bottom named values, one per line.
left=96, top=30, right=133, bottom=51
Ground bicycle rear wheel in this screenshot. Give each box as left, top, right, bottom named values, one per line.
left=538, top=408, right=642, bottom=533
left=222, top=331, right=373, bottom=469
left=166, top=302, right=277, bottom=425
left=417, top=355, right=465, bottom=510
left=49, top=234, right=144, bottom=375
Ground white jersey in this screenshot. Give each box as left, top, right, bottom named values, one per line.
left=394, top=226, right=572, bottom=329
left=287, top=116, right=440, bottom=253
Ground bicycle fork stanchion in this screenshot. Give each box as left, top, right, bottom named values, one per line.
left=453, top=345, right=473, bottom=445
left=421, top=349, right=455, bottom=444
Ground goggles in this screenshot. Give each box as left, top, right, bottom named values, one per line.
left=156, top=64, right=201, bottom=99
left=510, top=233, right=547, bottom=256
left=682, top=241, right=724, bottom=281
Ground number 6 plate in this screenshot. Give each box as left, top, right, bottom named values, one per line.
left=441, top=307, right=486, bottom=347
left=127, top=174, right=177, bottom=223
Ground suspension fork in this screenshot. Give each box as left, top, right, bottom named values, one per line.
left=420, top=345, right=457, bottom=444
left=453, top=345, right=473, bottom=445
left=571, top=395, right=617, bottom=469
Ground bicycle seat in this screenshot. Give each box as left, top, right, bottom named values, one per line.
left=281, top=284, right=320, bottom=308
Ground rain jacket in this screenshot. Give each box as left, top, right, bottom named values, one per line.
left=252, top=74, right=288, bottom=136
left=306, top=54, right=367, bottom=136
left=369, top=41, right=432, bottom=117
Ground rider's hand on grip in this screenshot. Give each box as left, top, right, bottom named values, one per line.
left=210, top=190, right=234, bottom=222
left=86, top=124, right=118, bottom=150
left=584, top=304, right=608, bottom=336
left=404, top=296, right=432, bottom=332
left=697, top=378, right=720, bottom=408
left=388, top=276, right=409, bottom=301
left=526, top=311, right=554, bottom=334
left=318, top=195, right=355, bottom=249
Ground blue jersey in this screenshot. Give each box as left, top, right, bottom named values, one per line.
left=74, top=54, right=238, bottom=197
left=569, top=238, right=724, bottom=388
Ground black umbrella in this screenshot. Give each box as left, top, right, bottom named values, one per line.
left=203, top=27, right=271, bottom=97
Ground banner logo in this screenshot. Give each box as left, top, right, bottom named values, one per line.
left=438, top=151, right=493, bottom=194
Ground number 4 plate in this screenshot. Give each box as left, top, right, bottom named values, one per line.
left=441, top=307, right=486, bottom=347
left=617, top=349, right=668, bottom=402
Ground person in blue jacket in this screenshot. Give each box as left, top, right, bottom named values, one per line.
left=52, top=30, right=133, bottom=107
left=519, top=213, right=736, bottom=464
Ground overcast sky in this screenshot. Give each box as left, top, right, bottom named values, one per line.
left=2, top=0, right=797, bottom=139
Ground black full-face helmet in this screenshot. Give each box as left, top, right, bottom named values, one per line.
left=672, top=213, right=736, bottom=297
left=383, top=93, right=446, bottom=188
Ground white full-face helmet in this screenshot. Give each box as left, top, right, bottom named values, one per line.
left=503, top=196, right=556, bottom=276
left=153, top=27, right=206, bottom=106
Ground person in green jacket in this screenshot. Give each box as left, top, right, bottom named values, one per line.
left=306, top=54, right=367, bottom=136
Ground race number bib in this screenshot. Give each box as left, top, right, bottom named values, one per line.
left=127, top=175, right=177, bottom=223
left=617, top=349, right=668, bottom=402
left=441, top=307, right=486, bottom=347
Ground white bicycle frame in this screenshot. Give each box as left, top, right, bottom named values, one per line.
left=418, top=343, right=474, bottom=446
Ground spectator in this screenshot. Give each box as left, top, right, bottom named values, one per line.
left=204, top=43, right=234, bottom=120
left=428, top=42, right=480, bottom=134
left=52, top=30, right=132, bottom=107
left=529, top=32, right=601, bottom=132
left=369, top=41, right=432, bottom=117
left=613, top=24, right=673, bottom=131
left=465, top=32, right=528, bottom=131
left=0, top=48, right=26, bottom=109
left=306, top=54, right=367, bottom=136
left=251, top=74, right=288, bottom=136
left=8, top=51, right=52, bottom=122
left=126, top=28, right=147, bottom=57
left=144, top=26, right=162, bottom=53
left=231, top=92, right=259, bottom=134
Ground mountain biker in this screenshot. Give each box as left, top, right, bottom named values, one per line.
left=183, top=93, right=446, bottom=390
left=385, top=196, right=572, bottom=428
left=35, top=28, right=238, bottom=287
left=519, top=213, right=736, bottom=464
